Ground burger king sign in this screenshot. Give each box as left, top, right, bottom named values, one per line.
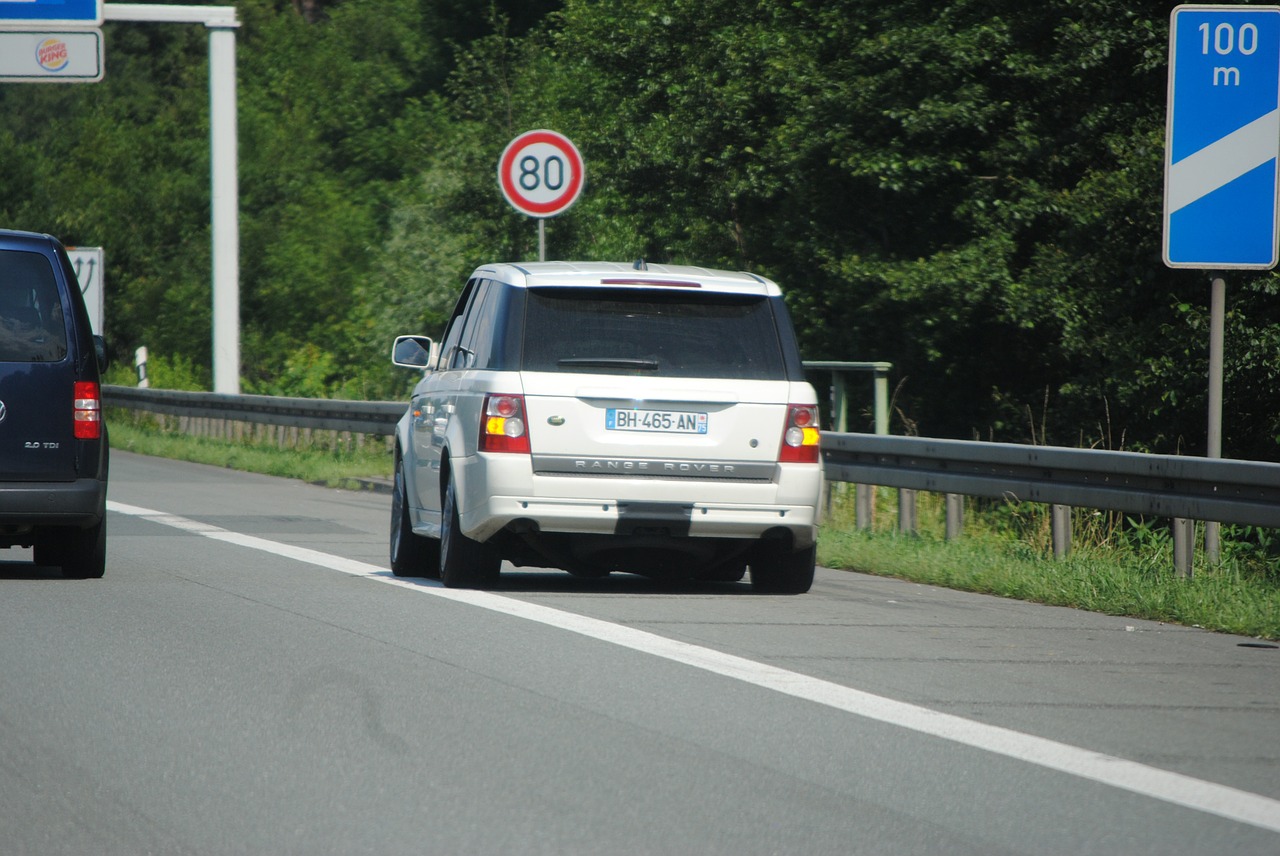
left=0, top=29, right=102, bottom=83
left=36, top=37, right=70, bottom=72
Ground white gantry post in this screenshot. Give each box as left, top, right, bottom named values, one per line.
left=104, top=4, right=241, bottom=393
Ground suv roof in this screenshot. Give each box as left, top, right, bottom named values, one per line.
left=472, top=261, right=782, bottom=297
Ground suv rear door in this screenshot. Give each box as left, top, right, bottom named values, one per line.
left=517, top=286, right=800, bottom=475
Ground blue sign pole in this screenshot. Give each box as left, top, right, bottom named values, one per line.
left=1164, top=5, right=1280, bottom=270
left=1162, top=6, right=1280, bottom=569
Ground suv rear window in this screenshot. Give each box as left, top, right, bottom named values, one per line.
left=0, top=249, right=68, bottom=363
left=521, top=287, right=787, bottom=380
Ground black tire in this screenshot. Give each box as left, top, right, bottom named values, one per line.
left=60, top=517, right=106, bottom=579
left=390, top=455, right=440, bottom=578
left=440, top=477, right=500, bottom=589
left=749, top=543, right=814, bottom=594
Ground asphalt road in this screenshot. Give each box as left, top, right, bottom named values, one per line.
left=0, top=451, right=1275, bottom=855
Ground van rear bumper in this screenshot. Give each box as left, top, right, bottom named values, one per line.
left=0, top=478, right=107, bottom=526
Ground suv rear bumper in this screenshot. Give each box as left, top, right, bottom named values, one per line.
left=0, top=478, right=107, bottom=526
left=455, top=453, right=820, bottom=548
left=475, top=495, right=818, bottom=547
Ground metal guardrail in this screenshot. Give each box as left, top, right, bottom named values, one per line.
left=822, top=433, right=1280, bottom=530
left=106, top=388, right=1280, bottom=528
left=104, top=361, right=889, bottom=438
left=823, top=432, right=1280, bottom=576
left=105, top=383, right=1280, bottom=575
left=103, top=385, right=403, bottom=435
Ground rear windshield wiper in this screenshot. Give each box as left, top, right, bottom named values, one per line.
left=557, top=357, right=659, bottom=371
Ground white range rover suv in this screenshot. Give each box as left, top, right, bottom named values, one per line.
left=389, top=261, right=822, bottom=592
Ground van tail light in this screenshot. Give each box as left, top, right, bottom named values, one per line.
left=73, top=381, right=102, bottom=440
left=778, top=404, right=820, bottom=463
left=479, top=394, right=530, bottom=454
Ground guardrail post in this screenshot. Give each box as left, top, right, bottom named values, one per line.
left=874, top=365, right=890, bottom=437
left=945, top=494, right=963, bottom=540
left=830, top=372, right=848, bottom=434
left=856, top=484, right=873, bottom=531
left=822, top=371, right=849, bottom=520
left=1173, top=518, right=1195, bottom=578
left=1051, top=505, right=1072, bottom=558
left=898, top=489, right=917, bottom=534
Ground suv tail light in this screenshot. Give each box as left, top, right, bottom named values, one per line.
left=479, top=394, right=530, bottom=453
left=73, top=381, right=102, bottom=440
left=778, top=404, right=819, bottom=463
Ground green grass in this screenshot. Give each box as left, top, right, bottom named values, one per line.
left=818, top=489, right=1280, bottom=640
left=107, top=412, right=1279, bottom=639
left=106, top=414, right=394, bottom=490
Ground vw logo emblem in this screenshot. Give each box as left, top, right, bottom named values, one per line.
left=0, top=400, right=6, bottom=425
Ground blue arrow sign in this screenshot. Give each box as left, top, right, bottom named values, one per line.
left=1164, top=5, right=1280, bottom=269
left=0, top=0, right=101, bottom=27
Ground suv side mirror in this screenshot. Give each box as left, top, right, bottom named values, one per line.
left=392, top=335, right=437, bottom=369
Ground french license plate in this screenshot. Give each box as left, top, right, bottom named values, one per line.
left=606, top=408, right=708, bottom=434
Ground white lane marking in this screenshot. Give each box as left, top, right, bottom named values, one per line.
left=110, top=499, right=1280, bottom=835
left=1167, top=109, right=1280, bottom=213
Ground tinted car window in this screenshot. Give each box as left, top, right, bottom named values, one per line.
left=0, top=249, right=68, bottom=363
left=455, top=279, right=496, bottom=369
left=437, top=278, right=481, bottom=371
left=479, top=284, right=523, bottom=371
left=522, top=287, right=787, bottom=380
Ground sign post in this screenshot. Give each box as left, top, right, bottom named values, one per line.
left=2, top=3, right=244, bottom=394
left=498, top=130, right=585, bottom=261
left=1163, top=5, right=1280, bottom=572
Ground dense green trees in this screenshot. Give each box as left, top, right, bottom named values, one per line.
left=1, top=0, right=1277, bottom=460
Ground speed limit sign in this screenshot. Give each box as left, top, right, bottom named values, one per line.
left=498, top=130, right=585, bottom=218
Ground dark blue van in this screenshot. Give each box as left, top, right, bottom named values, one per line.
left=0, top=230, right=108, bottom=577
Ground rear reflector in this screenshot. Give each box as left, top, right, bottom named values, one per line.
left=73, top=381, right=101, bottom=440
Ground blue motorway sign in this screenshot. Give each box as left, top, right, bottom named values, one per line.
left=1164, top=5, right=1280, bottom=269
left=0, top=0, right=101, bottom=27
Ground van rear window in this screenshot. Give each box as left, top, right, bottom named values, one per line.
left=0, top=250, right=68, bottom=363
left=522, top=288, right=786, bottom=380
